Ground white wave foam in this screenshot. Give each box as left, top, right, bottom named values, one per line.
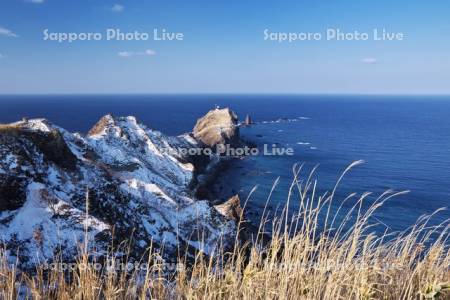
left=255, top=116, right=310, bottom=125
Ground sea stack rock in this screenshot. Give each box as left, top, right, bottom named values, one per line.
left=193, top=108, right=240, bottom=149
left=244, top=114, right=253, bottom=126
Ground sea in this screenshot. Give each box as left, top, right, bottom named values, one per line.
left=1, top=94, right=450, bottom=235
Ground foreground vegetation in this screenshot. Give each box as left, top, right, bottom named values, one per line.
left=1, top=161, right=449, bottom=299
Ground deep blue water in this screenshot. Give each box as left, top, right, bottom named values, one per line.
left=1, top=94, right=450, bottom=234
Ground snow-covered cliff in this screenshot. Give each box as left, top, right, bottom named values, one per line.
left=0, top=112, right=237, bottom=269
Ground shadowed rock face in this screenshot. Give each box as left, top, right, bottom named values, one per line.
left=0, top=122, right=77, bottom=211
left=193, top=108, right=240, bottom=149
left=0, top=122, right=77, bottom=171
left=0, top=177, right=27, bottom=211
left=0, top=113, right=236, bottom=269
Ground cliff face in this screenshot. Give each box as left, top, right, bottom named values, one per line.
left=193, top=108, right=240, bottom=149
left=0, top=111, right=237, bottom=269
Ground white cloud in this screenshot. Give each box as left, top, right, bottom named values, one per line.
left=118, top=51, right=133, bottom=58
left=111, top=4, right=124, bottom=12
left=0, top=53, right=3, bottom=59
left=27, top=0, right=45, bottom=3
left=361, top=58, right=378, bottom=64
left=144, top=49, right=156, bottom=56
left=118, top=49, right=156, bottom=58
left=0, top=27, right=18, bottom=38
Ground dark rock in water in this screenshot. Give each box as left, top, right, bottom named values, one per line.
left=193, top=108, right=240, bottom=149
left=244, top=114, right=253, bottom=126
left=215, top=195, right=243, bottom=222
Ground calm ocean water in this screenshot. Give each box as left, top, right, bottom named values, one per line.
left=1, top=94, right=450, bottom=233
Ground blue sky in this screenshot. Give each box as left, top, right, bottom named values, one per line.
left=0, top=0, right=449, bottom=94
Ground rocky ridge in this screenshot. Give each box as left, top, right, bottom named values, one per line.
left=0, top=108, right=242, bottom=269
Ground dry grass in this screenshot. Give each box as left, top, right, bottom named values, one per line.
left=1, top=161, right=450, bottom=299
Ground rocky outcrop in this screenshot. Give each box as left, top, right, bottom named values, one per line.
left=215, top=195, right=243, bottom=222
left=193, top=108, right=240, bottom=149
left=0, top=114, right=236, bottom=269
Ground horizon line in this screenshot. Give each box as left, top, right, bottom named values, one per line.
left=1, top=92, right=450, bottom=97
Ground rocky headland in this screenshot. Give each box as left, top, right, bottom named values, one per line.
left=0, top=108, right=246, bottom=269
